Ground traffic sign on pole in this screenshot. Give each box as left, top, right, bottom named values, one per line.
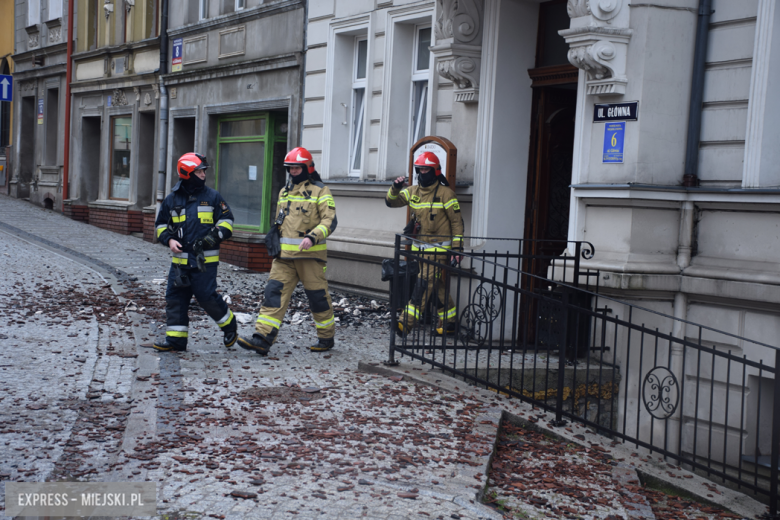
left=0, top=75, right=11, bottom=102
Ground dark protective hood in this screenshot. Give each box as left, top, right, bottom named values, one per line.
left=417, top=169, right=437, bottom=187
left=182, top=174, right=206, bottom=193
left=291, top=170, right=310, bottom=185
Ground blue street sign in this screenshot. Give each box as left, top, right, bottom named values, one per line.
left=603, top=122, right=625, bottom=163
left=0, top=75, right=12, bottom=102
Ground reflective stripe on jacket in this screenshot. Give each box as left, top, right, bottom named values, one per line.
left=277, top=177, right=337, bottom=261
left=385, top=182, right=464, bottom=251
left=155, top=180, right=235, bottom=268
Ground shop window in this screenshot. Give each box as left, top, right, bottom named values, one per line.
left=29, top=0, right=41, bottom=26
left=215, top=112, right=286, bottom=232
left=349, top=37, right=368, bottom=176
left=410, top=26, right=431, bottom=148
left=48, top=0, right=62, bottom=20
left=110, top=116, right=132, bottom=200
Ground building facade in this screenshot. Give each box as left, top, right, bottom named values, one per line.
left=304, top=0, right=780, bottom=471
left=9, top=0, right=69, bottom=208
left=163, top=0, right=306, bottom=270
left=0, top=0, right=14, bottom=193
left=63, top=0, right=163, bottom=234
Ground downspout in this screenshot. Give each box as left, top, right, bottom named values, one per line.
left=682, top=0, right=713, bottom=187
left=297, top=0, right=308, bottom=146
left=155, top=0, right=169, bottom=214
left=61, top=0, right=75, bottom=211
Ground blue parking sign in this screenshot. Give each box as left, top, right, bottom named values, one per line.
left=603, top=122, right=625, bottom=163
left=0, top=75, right=12, bottom=102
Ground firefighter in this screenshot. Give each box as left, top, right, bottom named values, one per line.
left=237, top=147, right=338, bottom=355
left=386, top=152, right=464, bottom=336
left=152, top=152, right=238, bottom=352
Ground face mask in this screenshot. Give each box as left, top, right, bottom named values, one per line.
left=417, top=169, right=437, bottom=187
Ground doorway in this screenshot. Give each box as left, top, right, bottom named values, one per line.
left=79, top=116, right=101, bottom=203
left=137, top=112, right=155, bottom=207
left=19, top=97, right=36, bottom=198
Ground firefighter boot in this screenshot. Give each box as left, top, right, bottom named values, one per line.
left=152, top=338, right=187, bottom=352
left=223, top=319, right=238, bottom=348
left=236, top=333, right=272, bottom=356
left=310, top=338, right=335, bottom=352
left=435, top=321, right=457, bottom=337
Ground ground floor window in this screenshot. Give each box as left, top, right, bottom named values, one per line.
left=110, top=116, right=132, bottom=200
left=215, top=112, right=287, bottom=232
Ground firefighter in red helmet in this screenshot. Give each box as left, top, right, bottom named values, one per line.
left=152, top=152, right=238, bottom=352
left=237, top=147, right=338, bottom=355
left=386, top=151, right=464, bottom=336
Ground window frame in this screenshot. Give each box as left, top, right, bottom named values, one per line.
left=409, top=24, right=431, bottom=149
left=214, top=112, right=286, bottom=233
left=199, top=0, right=208, bottom=20
left=235, top=0, right=245, bottom=11
left=109, top=115, right=133, bottom=201
left=349, top=36, right=368, bottom=176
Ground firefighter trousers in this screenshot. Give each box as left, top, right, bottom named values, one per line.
left=164, top=264, right=237, bottom=348
left=255, top=258, right=335, bottom=343
left=400, top=254, right=457, bottom=330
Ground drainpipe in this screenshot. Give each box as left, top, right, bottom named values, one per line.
left=682, top=0, right=713, bottom=187
left=61, top=0, right=75, bottom=211
left=155, top=0, right=169, bottom=214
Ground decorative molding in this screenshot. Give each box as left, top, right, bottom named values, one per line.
left=151, top=83, right=159, bottom=99
left=431, top=0, right=484, bottom=104
left=170, top=87, right=177, bottom=99
left=133, top=87, right=140, bottom=102
left=49, top=26, right=62, bottom=43
left=28, top=32, right=40, bottom=49
left=560, top=0, right=631, bottom=96
left=144, top=92, right=152, bottom=105
left=528, top=63, right=579, bottom=87
left=112, top=88, right=128, bottom=106
left=21, top=82, right=36, bottom=93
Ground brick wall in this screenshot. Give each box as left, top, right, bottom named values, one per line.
left=143, top=210, right=157, bottom=243
left=89, top=208, right=144, bottom=235
left=220, top=240, right=273, bottom=272
left=63, top=203, right=89, bottom=223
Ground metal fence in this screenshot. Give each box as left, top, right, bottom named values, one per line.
left=386, top=234, right=780, bottom=514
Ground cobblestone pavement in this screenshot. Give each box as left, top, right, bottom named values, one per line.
left=0, top=195, right=768, bottom=520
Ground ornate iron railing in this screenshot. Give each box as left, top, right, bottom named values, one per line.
left=386, top=234, right=780, bottom=514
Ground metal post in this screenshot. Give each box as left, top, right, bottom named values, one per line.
left=385, top=234, right=402, bottom=366
left=553, top=287, right=570, bottom=426
left=769, top=349, right=780, bottom=515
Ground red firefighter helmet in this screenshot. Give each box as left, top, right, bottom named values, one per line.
left=284, top=147, right=315, bottom=174
left=413, top=152, right=441, bottom=174
left=177, top=153, right=209, bottom=180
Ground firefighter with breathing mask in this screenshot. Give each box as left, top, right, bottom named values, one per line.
left=386, top=152, right=464, bottom=336
left=152, top=152, right=238, bottom=352
left=237, top=147, right=338, bottom=355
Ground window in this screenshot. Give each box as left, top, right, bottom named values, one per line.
left=410, top=26, right=431, bottom=148
left=349, top=37, right=368, bottom=175
left=199, top=0, right=208, bottom=20
left=48, top=0, right=62, bottom=20
left=110, top=116, right=132, bottom=200
left=215, top=113, right=286, bottom=232
left=29, top=0, right=41, bottom=26
left=235, top=0, right=244, bottom=10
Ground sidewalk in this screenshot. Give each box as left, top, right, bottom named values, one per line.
left=0, top=194, right=768, bottom=520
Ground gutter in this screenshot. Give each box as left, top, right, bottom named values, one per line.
left=156, top=0, right=169, bottom=213
left=61, top=0, right=74, bottom=210
left=682, top=0, right=713, bottom=187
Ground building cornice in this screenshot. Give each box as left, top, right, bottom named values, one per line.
left=71, top=38, right=161, bottom=63
left=572, top=183, right=780, bottom=204
left=12, top=42, right=68, bottom=62
left=12, top=63, right=67, bottom=80
left=167, top=0, right=303, bottom=38
left=161, top=53, right=300, bottom=85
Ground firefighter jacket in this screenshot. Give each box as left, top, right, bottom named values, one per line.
left=155, top=180, right=235, bottom=268
left=385, top=182, right=464, bottom=253
left=276, top=177, right=337, bottom=261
